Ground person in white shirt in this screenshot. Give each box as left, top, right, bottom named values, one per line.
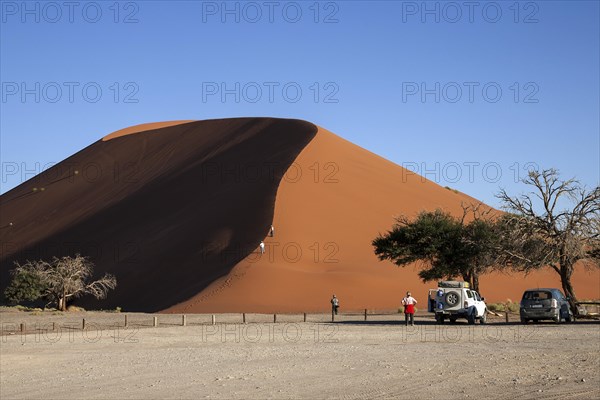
left=331, top=294, right=339, bottom=315
left=402, top=291, right=418, bottom=326
left=259, top=241, right=265, bottom=254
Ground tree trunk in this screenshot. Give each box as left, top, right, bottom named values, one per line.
left=462, top=271, right=471, bottom=286
left=54, top=293, right=62, bottom=311
left=472, top=271, right=480, bottom=293
left=60, top=286, right=67, bottom=311
left=559, top=263, right=578, bottom=316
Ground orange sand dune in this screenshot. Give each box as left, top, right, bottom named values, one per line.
left=1, top=118, right=317, bottom=311
left=2, top=119, right=597, bottom=313
left=167, top=127, right=600, bottom=313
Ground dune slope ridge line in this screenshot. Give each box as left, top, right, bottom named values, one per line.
left=167, top=126, right=600, bottom=313
left=0, top=118, right=317, bottom=311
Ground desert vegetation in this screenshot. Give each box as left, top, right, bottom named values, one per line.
left=374, top=169, right=599, bottom=315
left=496, top=169, right=599, bottom=314
left=373, top=203, right=499, bottom=293
left=4, top=255, right=116, bottom=311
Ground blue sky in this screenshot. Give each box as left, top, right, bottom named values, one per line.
left=1, top=0, right=599, bottom=207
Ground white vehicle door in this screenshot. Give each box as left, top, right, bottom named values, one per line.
left=473, top=292, right=486, bottom=316
left=464, top=289, right=475, bottom=309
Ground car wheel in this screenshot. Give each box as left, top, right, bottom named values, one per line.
left=468, top=313, right=476, bottom=325
left=480, top=312, right=487, bottom=324
left=553, top=314, right=561, bottom=324
left=565, top=314, right=573, bottom=323
left=521, top=317, right=528, bottom=324
left=445, top=291, right=459, bottom=307
left=435, top=314, right=444, bottom=324
left=449, top=317, right=457, bottom=323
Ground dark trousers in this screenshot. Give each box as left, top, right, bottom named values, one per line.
left=405, top=313, right=414, bottom=325
left=332, top=306, right=338, bottom=315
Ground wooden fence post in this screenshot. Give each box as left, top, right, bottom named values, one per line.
left=243, top=313, right=246, bottom=324
left=82, top=318, right=86, bottom=330
left=52, top=322, right=55, bottom=331
left=20, top=323, right=25, bottom=333
left=273, top=314, right=277, bottom=323
left=182, top=315, right=186, bottom=326
left=153, top=316, right=158, bottom=327
left=124, top=315, right=128, bottom=327
left=303, top=313, right=307, bottom=323
left=505, top=311, right=509, bottom=323
left=211, top=315, right=216, bottom=325
left=364, top=309, right=368, bottom=321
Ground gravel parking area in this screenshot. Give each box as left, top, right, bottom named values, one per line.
left=1, top=309, right=599, bottom=399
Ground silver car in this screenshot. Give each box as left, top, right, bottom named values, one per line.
left=520, top=288, right=574, bottom=324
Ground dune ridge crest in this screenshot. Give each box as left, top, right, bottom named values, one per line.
left=102, top=120, right=197, bottom=141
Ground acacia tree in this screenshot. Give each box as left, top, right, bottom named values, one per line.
left=497, top=169, right=600, bottom=314
left=6, top=255, right=117, bottom=311
left=4, top=268, right=45, bottom=304
left=372, top=204, right=498, bottom=292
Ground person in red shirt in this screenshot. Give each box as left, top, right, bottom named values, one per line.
left=402, top=291, right=418, bottom=326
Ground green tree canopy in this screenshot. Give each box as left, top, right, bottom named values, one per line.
left=4, top=268, right=46, bottom=304
left=373, top=205, right=498, bottom=292
left=4, top=255, right=117, bottom=311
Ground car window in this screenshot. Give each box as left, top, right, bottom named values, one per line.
left=466, top=290, right=473, bottom=298
left=523, top=291, right=551, bottom=300
left=474, top=292, right=481, bottom=301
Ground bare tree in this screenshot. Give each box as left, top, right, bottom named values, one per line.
left=497, top=169, right=600, bottom=314
left=9, top=255, right=117, bottom=311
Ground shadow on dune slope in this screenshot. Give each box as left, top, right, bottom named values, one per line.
left=0, top=118, right=317, bottom=311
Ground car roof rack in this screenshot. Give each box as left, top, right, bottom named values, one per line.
left=438, top=281, right=470, bottom=288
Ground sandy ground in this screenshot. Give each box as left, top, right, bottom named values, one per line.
left=1, top=311, right=599, bottom=400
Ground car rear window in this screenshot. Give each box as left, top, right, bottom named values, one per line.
left=523, top=291, right=551, bottom=300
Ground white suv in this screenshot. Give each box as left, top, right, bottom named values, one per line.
left=428, top=281, right=487, bottom=324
